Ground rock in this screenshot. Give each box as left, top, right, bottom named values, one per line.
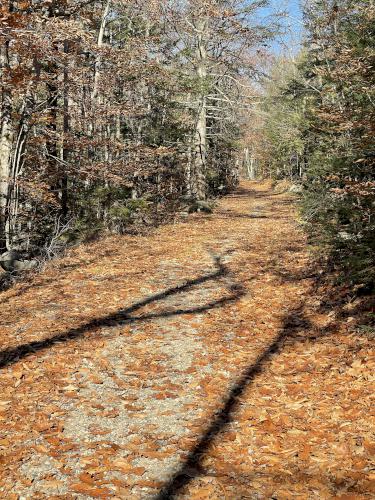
left=1, top=249, right=21, bottom=260
left=338, top=231, right=356, bottom=241
left=0, top=250, right=21, bottom=272
left=14, top=259, right=39, bottom=271
left=179, top=196, right=214, bottom=214
left=0, top=250, right=38, bottom=272
left=289, top=184, right=304, bottom=194
left=189, top=200, right=213, bottom=214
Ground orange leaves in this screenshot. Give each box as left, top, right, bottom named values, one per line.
left=89, top=375, right=105, bottom=384
left=70, top=483, right=111, bottom=497
left=112, top=458, right=145, bottom=475
left=134, top=479, right=164, bottom=488
left=34, top=420, right=55, bottom=433
left=189, top=485, right=217, bottom=499
left=139, top=449, right=172, bottom=459
left=88, top=426, right=111, bottom=436
left=0, top=182, right=373, bottom=499
left=363, top=440, right=375, bottom=455
left=154, top=391, right=178, bottom=400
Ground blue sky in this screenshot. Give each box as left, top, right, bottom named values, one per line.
left=258, top=0, right=304, bottom=55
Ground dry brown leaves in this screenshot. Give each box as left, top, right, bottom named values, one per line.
left=0, top=181, right=373, bottom=499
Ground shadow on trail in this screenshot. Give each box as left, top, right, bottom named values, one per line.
left=155, top=265, right=373, bottom=499
left=215, top=210, right=269, bottom=220
left=154, top=308, right=313, bottom=500
left=0, top=256, right=245, bottom=369
left=225, top=185, right=258, bottom=199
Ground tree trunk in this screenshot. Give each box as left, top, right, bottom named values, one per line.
left=6, top=90, right=33, bottom=250
left=244, top=147, right=256, bottom=180
left=0, top=38, right=14, bottom=251
left=60, top=39, right=69, bottom=220
left=92, top=0, right=111, bottom=101
left=191, top=17, right=207, bottom=201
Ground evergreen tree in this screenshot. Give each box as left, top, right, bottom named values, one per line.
left=301, top=0, right=375, bottom=287
left=253, top=0, right=374, bottom=288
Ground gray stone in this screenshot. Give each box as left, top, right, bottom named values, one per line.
left=289, top=184, right=304, bottom=194
left=189, top=200, right=213, bottom=213
left=338, top=231, right=357, bottom=241
left=0, top=250, right=38, bottom=272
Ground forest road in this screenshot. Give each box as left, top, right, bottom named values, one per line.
left=1, top=181, right=373, bottom=499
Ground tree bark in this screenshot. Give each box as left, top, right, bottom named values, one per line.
left=60, top=39, right=69, bottom=220
left=0, top=38, right=13, bottom=251
left=244, top=147, right=256, bottom=180
left=191, top=17, right=207, bottom=201
left=92, top=0, right=111, bottom=101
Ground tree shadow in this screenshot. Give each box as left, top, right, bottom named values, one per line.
left=0, top=256, right=246, bottom=369
left=154, top=268, right=374, bottom=499
left=154, top=307, right=313, bottom=500
left=224, top=186, right=258, bottom=199
left=254, top=191, right=289, bottom=199
left=215, top=210, right=269, bottom=220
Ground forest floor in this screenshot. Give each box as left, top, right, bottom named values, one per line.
left=0, top=181, right=374, bottom=500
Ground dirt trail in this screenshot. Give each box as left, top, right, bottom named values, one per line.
left=0, top=182, right=373, bottom=499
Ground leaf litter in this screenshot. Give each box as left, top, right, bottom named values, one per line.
left=0, top=181, right=373, bottom=499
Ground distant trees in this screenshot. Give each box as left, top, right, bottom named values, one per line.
left=0, top=0, right=273, bottom=258
left=255, top=55, right=306, bottom=179
left=163, top=0, right=273, bottom=198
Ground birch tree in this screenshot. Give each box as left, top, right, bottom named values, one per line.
left=163, top=0, right=273, bottom=200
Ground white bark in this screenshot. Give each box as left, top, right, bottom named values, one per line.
left=0, top=43, right=13, bottom=249
left=191, top=17, right=207, bottom=201
left=92, top=0, right=111, bottom=101
left=0, top=117, right=12, bottom=223
left=244, top=147, right=256, bottom=180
